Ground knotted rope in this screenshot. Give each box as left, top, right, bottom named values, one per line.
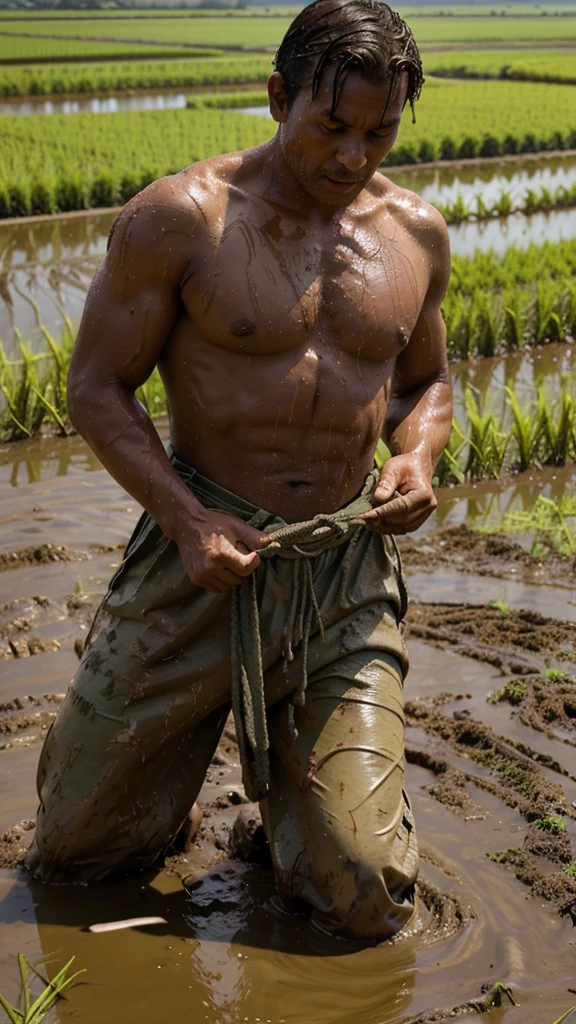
left=231, top=506, right=372, bottom=803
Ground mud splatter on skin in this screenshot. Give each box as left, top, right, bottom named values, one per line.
left=399, top=523, right=576, bottom=586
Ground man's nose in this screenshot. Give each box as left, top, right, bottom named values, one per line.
left=335, top=136, right=368, bottom=172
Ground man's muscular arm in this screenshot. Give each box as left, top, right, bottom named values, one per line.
left=68, top=180, right=268, bottom=592
left=362, top=206, right=452, bottom=534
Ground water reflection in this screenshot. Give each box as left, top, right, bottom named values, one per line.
left=434, top=463, right=576, bottom=533
left=1, top=200, right=574, bottom=352
left=388, top=154, right=576, bottom=208
left=0, top=92, right=189, bottom=117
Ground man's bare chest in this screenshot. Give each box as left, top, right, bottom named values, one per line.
left=180, top=211, right=427, bottom=358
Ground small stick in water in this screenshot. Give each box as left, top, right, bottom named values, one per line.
left=88, top=916, right=167, bottom=933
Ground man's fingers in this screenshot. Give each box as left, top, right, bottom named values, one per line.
left=362, top=490, right=428, bottom=522
left=234, top=519, right=271, bottom=551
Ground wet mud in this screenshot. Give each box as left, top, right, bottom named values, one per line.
left=1, top=442, right=576, bottom=1023
left=399, top=522, right=576, bottom=587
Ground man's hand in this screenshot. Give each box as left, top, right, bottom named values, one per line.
left=361, top=453, right=437, bottom=535
left=177, top=512, right=270, bottom=593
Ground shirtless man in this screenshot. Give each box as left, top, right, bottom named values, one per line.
left=27, top=0, right=452, bottom=943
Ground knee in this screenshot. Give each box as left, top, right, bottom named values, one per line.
left=311, top=856, right=416, bottom=942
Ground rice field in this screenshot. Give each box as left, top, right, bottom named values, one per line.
left=425, top=47, right=576, bottom=84
left=445, top=238, right=576, bottom=359
left=1, top=14, right=575, bottom=47
left=0, top=55, right=271, bottom=98
left=0, top=80, right=574, bottom=219
left=0, top=107, right=275, bottom=218
left=0, top=37, right=213, bottom=64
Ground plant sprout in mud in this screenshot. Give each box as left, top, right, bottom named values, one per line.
left=0, top=955, right=84, bottom=1024
left=534, top=814, right=567, bottom=834
left=498, top=493, right=576, bottom=556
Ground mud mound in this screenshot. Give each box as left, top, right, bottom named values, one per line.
left=488, top=820, right=576, bottom=916
left=0, top=543, right=87, bottom=572
left=0, top=594, right=98, bottom=660
left=406, top=601, right=576, bottom=674
left=399, top=523, right=576, bottom=585
left=0, top=819, right=35, bottom=869
left=488, top=672, right=576, bottom=741
left=415, top=877, right=474, bottom=936
left=406, top=702, right=574, bottom=821
left=0, top=692, right=65, bottom=749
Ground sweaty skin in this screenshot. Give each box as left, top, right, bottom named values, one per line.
left=68, top=70, right=453, bottom=594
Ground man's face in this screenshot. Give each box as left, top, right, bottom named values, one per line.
left=273, top=69, right=408, bottom=208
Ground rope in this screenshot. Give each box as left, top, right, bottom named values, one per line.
left=230, top=508, right=372, bottom=803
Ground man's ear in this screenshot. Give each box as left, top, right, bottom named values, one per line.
left=268, top=72, right=290, bottom=123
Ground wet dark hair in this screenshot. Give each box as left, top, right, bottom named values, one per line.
left=273, top=0, right=423, bottom=123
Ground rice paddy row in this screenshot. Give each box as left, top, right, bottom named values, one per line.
left=425, top=47, right=576, bottom=85
left=0, top=36, right=217, bottom=64
left=446, top=239, right=576, bottom=359
left=0, top=54, right=270, bottom=98
left=1, top=80, right=575, bottom=219
left=437, top=378, right=576, bottom=484
left=0, top=46, right=573, bottom=98
left=1, top=14, right=575, bottom=47
left=2, top=239, right=575, bottom=442
left=436, top=182, right=576, bottom=224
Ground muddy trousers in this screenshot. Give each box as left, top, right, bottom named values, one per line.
left=26, top=462, right=419, bottom=942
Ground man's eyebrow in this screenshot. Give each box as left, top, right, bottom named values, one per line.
left=318, top=109, right=402, bottom=130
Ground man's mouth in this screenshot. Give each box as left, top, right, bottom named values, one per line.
left=323, top=175, right=363, bottom=193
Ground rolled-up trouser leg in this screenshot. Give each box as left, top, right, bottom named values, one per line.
left=261, top=650, right=418, bottom=942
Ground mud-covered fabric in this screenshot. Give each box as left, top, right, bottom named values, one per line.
left=26, top=460, right=418, bottom=941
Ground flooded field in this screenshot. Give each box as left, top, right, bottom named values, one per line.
left=0, top=432, right=575, bottom=1024
left=2, top=152, right=576, bottom=353
left=0, top=91, right=190, bottom=117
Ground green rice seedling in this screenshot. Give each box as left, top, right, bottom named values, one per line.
left=489, top=599, right=510, bottom=614
left=462, top=386, right=509, bottom=479
left=487, top=679, right=526, bottom=704
left=0, top=954, right=84, bottom=1024
left=505, top=383, right=542, bottom=472
left=493, top=190, right=513, bottom=218
left=550, top=1008, right=576, bottom=1024
left=136, top=367, right=168, bottom=420
left=499, top=493, right=576, bottom=556
left=433, top=422, right=467, bottom=485
left=523, top=187, right=539, bottom=215
left=537, top=383, right=576, bottom=466
left=534, top=814, right=566, bottom=833
left=475, top=193, right=489, bottom=219
left=545, top=668, right=566, bottom=682
left=563, top=862, right=576, bottom=879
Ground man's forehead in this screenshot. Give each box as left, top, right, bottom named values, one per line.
left=303, top=67, right=409, bottom=111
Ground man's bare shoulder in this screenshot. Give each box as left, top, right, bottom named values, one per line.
left=109, top=156, right=238, bottom=249
left=368, top=171, right=450, bottom=294
left=371, top=172, right=449, bottom=249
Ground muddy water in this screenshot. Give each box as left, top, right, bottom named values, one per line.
left=1, top=435, right=575, bottom=1023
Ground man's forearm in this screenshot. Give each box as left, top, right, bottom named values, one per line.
left=68, top=380, right=209, bottom=542
left=383, top=379, right=453, bottom=475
